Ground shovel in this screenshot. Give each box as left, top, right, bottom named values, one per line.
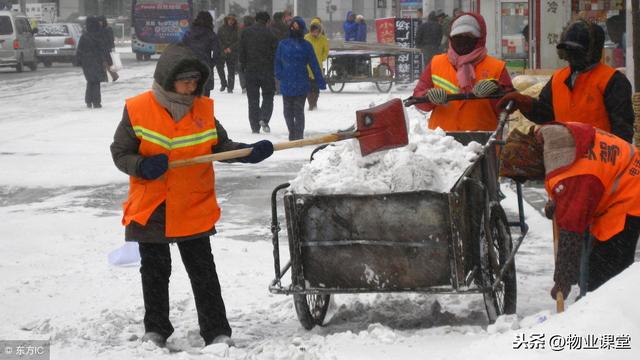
left=169, top=98, right=409, bottom=169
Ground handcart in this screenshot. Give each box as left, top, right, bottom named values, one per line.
left=268, top=100, right=528, bottom=329
left=325, top=42, right=421, bottom=94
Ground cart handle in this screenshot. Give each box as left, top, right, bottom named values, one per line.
left=403, top=92, right=507, bottom=107
left=270, top=183, right=291, bottom=287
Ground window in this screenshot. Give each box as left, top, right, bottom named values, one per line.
left=16, top=18, right=31, bottom=34
left=36, top=24, right=70, bottom=36
left=0, top=16, right=13, bottom=35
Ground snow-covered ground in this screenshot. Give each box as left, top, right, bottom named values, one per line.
left=0, top=58, right=638, bottom=360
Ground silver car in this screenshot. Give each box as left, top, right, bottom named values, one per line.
left=0, top=10, right=38, bottom=72
left=35, top=22, right=82, bottom=67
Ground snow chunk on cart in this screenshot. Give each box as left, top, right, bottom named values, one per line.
left=289, top=128, right=483, bottom=194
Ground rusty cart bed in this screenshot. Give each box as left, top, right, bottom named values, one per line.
left=268, top=130, right=528, bottom=330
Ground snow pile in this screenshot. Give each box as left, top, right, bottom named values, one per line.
left=289, top=127, right=483, bottom=194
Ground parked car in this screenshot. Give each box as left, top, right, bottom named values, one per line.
left=0, top=10, right=38, bottom=72
left=34, top=22, right=82, bottom=67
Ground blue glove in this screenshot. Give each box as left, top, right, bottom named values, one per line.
left=239, top=140, right=274, bottom=163
left=139, top=154, right=168, bottom=179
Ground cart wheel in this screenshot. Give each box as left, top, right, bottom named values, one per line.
left=480, top=205, right=517, bottom=323
left=293, top=293, right=331, bottom=330
left=374, top=63, right=393, bottom=93
left=327, top=63, right=346, bottom=93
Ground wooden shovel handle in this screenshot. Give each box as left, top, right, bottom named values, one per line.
left=552, top=216, right=565, bottom=313
left=169, top=133, right=354, bottom=169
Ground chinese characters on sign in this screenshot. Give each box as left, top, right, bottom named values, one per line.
left=1, top=340, right=50, bottom=360
left=513, top=333, right=632, bottom=351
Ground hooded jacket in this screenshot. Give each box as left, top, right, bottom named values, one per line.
left=110, top=45, right=245, bottom=243
left=77, top=16, right=109, bottom=82
left=181, top=24, right=221, bottom=69
left=343, top=11, right=358, bottom=41
left=275, top=17, right=326, bottom=96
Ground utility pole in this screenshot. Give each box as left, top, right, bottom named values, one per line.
left=19, top=0, right=26, bottom=13
left=632, top=0, right=640, bottom=90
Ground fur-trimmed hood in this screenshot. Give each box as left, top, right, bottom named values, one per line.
left=153, top=44, right=210, bottom=94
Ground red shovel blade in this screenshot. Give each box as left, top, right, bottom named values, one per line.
left=355, top=98, right=409, bottom=156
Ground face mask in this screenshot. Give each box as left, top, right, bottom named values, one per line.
left=557, top=48, right=588, bottom=71
left=450, top=35, right=479, bottom=56
left=290, top=27, right=304, bottom=38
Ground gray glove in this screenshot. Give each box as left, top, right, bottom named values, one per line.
left=426, top=87, right=447, bottom=105
left=472, top=79, right=499, bottom=98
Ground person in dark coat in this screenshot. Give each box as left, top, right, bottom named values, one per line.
left=270, top=12, right=289, bottom=42
left=237, top=15, right=255, bottom=94
left=77, top=16, right=109, bottom=108
left=216, top=14, right=239, bottom=93
left=239, top=11, right=278, bottom=133
left=355, top=15, right=367, bottom=42
left=97, top=15, right=119, bottom=82
left=415, top=11, right=443, bottom=67
left=181, top=11, right=222, bottom=97
left=110, top=43, right=273, bottom=349
left=343, top=11, right=358, bottom=41
left=275, top=17, right=326, bottom=140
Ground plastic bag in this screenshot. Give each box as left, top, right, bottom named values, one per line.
left=110, top=51, right=123, bottom=72
left=108, top=242, right=140, bottom=267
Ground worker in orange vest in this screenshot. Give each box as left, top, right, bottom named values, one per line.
left=110, top=44, right=273, bottom=349
left=500, top=122, right=640, bottom=300
left=498, top=20, right=634, bottom=142
left=409, top=12, right=514, bottom=131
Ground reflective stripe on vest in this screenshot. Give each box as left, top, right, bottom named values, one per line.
left=545, top=128, right=640, bottom=241
left=428, top=54, right=505, bottom=131
left=551, top=64, right=616, bottom=132
left=123, top=91, right=221, bottom=237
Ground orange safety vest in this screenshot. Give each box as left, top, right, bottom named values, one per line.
left=551, top=63, right=616, bottom=132
left=123, top=91, right=221, bottom=237
left=428, top=54, right=505, bottom=131
left=545, top=128, right=640, bottom=241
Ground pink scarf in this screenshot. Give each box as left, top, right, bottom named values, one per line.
left=447, top=47, right=487, bottom=93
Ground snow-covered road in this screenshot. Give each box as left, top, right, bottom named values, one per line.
left=0, top=56, right=638, bottom=360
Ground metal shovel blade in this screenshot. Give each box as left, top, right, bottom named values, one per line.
left=355, top=98, right=409, bottom=156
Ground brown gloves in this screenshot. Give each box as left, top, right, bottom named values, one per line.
left=497, top=92, right=535, bottom=114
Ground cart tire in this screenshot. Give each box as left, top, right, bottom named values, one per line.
left=374, top=63, right=393, bottom=93
left=480, top=205, right=517, bottom=322
left=327, top=63, right=346, bottom=93
left=293, top=293, right=331, bottom=330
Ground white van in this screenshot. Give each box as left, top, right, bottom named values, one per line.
left=0, top=10, right=38, bottom=72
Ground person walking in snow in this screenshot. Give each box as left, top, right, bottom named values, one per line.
left=181, top=11, right=222, bottom=97
left=77, top=16, right=110, bottom=108
left=409, top=12, right=514, bottom=131
left=216, top=14, right=239, bottom=93
left=343, top=11, right=358, bottom=41
left=239, top=11, right=279, bottom=133
left=275, top=17, right=326, bottom=140
left=500, top=123, right=640, bottom=299
left=415, top=11, right=443, bottom=68
left=497, top=20, right=634, bottom=142
left=304, top=22, right=329, bottom=111
left=110, top=44, right=273, bottom=348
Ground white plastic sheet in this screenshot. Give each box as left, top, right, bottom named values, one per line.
left=107, top=242, right=140, bottom=267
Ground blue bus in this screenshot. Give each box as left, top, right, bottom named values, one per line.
left=131, top=0, right=193, bottom=60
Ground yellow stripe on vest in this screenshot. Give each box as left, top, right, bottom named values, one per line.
left=133, top=126, right=218, bottom=151
left=431, top=74, right=460, bottom=94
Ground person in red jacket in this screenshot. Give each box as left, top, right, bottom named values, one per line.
left=498, top=20, right=634, bottom=142
left=500, top=122, right=640, bottom=300
left=409, top=12, right=513, bottom=131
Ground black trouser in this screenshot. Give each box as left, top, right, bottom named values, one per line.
left=283, top=95, right=306, bottom=140
left=138, top=237, right=231, bottom=344
left=238, top=63, right=246, bottom=90
left=85, top=81, right=101, bottom=106
left=587, top=215, right=640, bottom=291
left=246, top=73, right=275, bottom=132
left=216, top=57, right=236, bottom=91
left=307, top=78, right=320, bottom=110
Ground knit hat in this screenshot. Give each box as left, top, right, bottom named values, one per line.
left=174, top=69, right=201, bottom=81
left=449, top=14, right=481, bottom=38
